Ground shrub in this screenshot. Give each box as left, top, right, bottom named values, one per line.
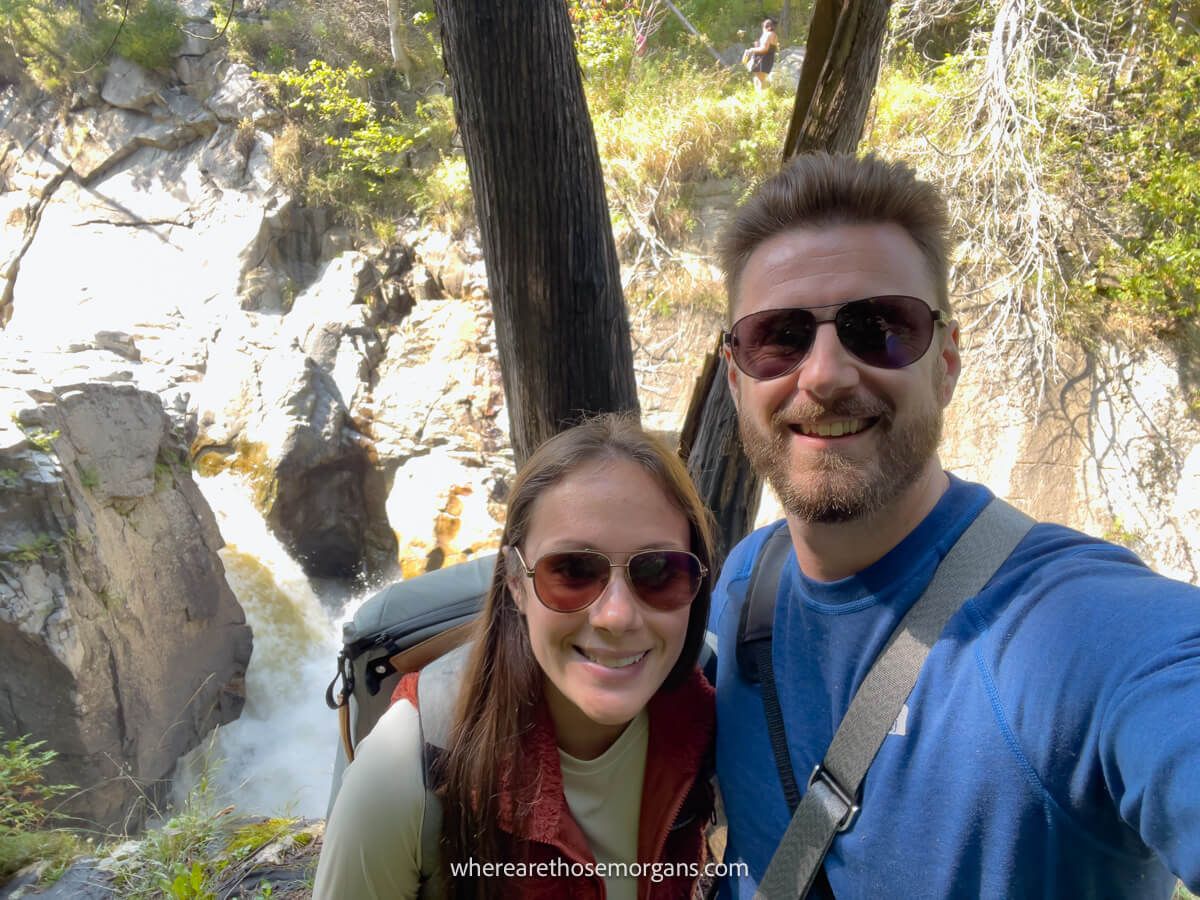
left=0, top=0, right=181, bottom=92
left=0, top=734, right=79, bottom=883
left=257, top=59, right=460, bottom=229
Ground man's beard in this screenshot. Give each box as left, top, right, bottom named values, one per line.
left=738, top=390, right=943, bottom=524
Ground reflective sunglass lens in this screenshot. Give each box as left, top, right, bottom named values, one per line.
left=535, top=551, right=610, bottom=612
left=628, top=551, right=703, bottom=609
left=731, top=309, right=815, bottom=379
left=836, top=296, right=934, bottom=368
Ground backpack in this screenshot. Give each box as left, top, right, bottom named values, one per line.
left=324, top=552, right=496, bottom=815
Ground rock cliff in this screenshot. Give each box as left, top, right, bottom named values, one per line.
left=0, top=376, right=252, bottom=830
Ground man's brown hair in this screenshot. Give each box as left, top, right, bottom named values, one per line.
left=719, top=152, right=952, bottom=318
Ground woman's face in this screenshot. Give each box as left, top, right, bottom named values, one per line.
left=511, top=456, right=693, bottom=759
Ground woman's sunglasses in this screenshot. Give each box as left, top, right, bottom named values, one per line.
left=512, top=547, right=707, bottom=613
left=724, top=295, right=945, bottom=380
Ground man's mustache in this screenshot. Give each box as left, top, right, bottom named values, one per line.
left=769, top=396, right=893, bottom=427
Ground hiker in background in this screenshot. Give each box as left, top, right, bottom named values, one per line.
left=710, top=151, right=1200, bottom=897
left=741, top=18, right=779, bottom=91
left=315, top=414, right=717, bottom=899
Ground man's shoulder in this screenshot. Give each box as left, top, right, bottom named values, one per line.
left=709, top=520, right=788, bottom=627
left=979, top=517, right=1199, bottom=637
left=722, top=519, right=789, bottom=585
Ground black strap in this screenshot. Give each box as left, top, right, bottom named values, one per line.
left=738, top=524, right=802, bottom=810
left=757, top=640, right=802, bottom=813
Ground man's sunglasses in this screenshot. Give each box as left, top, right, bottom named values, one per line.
left=512, top=547, right=707, bottom=613
left=723, top=295, right=945, bottom=380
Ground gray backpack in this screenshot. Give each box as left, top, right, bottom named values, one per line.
left=324, top=553, right=496, bottom=814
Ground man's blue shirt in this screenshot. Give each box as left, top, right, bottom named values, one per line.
left=710, top=475, right=1200, bottom=898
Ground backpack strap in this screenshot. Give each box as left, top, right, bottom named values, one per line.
left=414, top=641, right=472, bottom=890
left=755, top=497, right=1035, bottom=899
left=736, top=523, right=801, bottom=813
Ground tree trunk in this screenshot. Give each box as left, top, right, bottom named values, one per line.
left=680, top=0, right=890, bottom=561
left=784, top=0, right=889, bottom=156
left=385, top=0, right=416, bottom=80
left=432, top=1, right=640, bottom=466
left=680, top=341, right=761, bottom=564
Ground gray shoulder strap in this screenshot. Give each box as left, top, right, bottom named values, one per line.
left=756, top=497, right=1035, bottom=899
left=417, top=640, right=472, bottom=751
left=415, top=641, right=472, bottom=893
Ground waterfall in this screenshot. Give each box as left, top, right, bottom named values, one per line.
left=174, top=472, right=369, bottom=819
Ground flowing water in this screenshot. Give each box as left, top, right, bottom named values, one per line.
left=174, top=472, right=369, bottom=819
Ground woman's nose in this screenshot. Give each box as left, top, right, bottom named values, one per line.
left=588, top=569, right=641, bottom=632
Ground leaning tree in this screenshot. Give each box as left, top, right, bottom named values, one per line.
left=681, top=0, right=892, bottom=563
left=431, top=1, right=640, bottom=467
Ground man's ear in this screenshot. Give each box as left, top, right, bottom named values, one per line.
left=938, top=319, right=962, bottom=407
left=723, top=344, right=742, bottom=413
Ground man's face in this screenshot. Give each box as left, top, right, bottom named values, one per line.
left=725, top=222, right=960, bottom=524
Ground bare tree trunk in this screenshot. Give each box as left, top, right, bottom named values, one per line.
left=780, top=0, right=793, bottom=42
left=432, top=1, right=640, bottom=466
left=385, top=0, right=415, bottom=80
left=785, top=0, right=889, bottom=156
left=680, top=0, right=890, bottom=562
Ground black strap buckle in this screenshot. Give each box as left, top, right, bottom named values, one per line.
left=324, top=649, right=354, bottom=710
left=808, top=764, right=860, bottom=832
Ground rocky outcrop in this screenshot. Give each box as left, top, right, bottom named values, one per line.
left=942, top=340, right=1200, bottom=584
left=0, top=46, right=404, bottom=580
left=192, top=251, right=407, bottom=580
left=371, top=294, right=511, bottom=577
left=0, top=377, right=252, bottom=831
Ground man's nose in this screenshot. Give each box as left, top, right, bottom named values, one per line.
left=792, top=319, right=861, bottom=399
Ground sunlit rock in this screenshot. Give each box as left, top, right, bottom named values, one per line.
left=0, top=378, right=252, bottom=831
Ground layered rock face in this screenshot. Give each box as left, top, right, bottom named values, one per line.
left=0, top=36, right=408, bottom=580
left=0, top=379, right=252, bottom=830
left=942, top=342, right=1200, bottom=584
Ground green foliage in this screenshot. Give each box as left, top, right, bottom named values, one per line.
left=0, top=734, right=79, bottom=883
left=0, top=0, right=181, bottom=92
left=0, top=468, right=20, bottom=489
left=257, top=60, right=461, bottom=229
left=0, top=533, right=61, bottom=564
left=217, top=0, right=431, bottom=75
left=78, top=466, right=99, bottom=490
left=589, top=55, right=789, bottom=244
left=1086, top=12, right=1200, bottom=327
left=569, top=0, right=637, bottom=79
left=875, top=1, right=1200, bottom=358
left=108, top=773, right=226, bottom=899
left=23, top=426, right=59, bottom=453
left=102, top=0, right=183, bottom=72
left=222, top=817, right=298, bottom=864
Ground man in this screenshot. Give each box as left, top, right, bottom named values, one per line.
left=709, top=152, right=1200, bottom=898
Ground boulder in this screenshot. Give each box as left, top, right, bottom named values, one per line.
left=0, top=379, right=252, bottom=831
left=100, top=57, right=163, bottom=112
left=191, top=253, right=403, bottom=581
left=770, top=47, right=805, bottom=92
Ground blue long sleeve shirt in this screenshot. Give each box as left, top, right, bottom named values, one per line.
left=710, top=476, right=1200, bottom=898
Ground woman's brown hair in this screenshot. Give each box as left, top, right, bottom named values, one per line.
left=437, top=413, right=715, bottom=900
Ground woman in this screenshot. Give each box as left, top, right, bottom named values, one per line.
left=744, top=18, right=779, bottom=91
left=315, top=414, right=716, bottom=899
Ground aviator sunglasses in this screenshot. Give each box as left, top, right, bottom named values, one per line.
left=724, top=295, right=945, bottom=380
left=512, top=546, right=708, bottom=613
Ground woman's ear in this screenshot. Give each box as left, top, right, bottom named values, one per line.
left=502, top=545, right=526, bottom=613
